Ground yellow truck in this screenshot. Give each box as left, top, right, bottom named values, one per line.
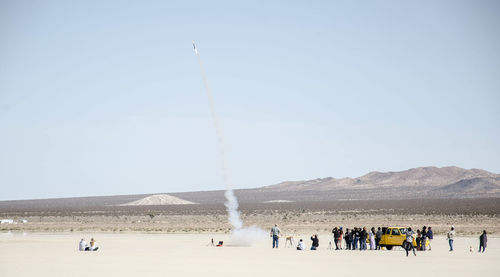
left=379, top=227, right=430, bottom=250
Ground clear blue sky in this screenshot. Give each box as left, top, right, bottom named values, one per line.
left=1, top=0, right=499, bottom=200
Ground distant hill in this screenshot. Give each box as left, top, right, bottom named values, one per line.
left=121, top=194, right=197, bottom=205
left=171, top=166, right=500, bottom=203
left=263, top=166, right=498, bottom=191
left=0, top=166, right=498, bottom=210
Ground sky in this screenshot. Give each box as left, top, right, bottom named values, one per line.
left=0, top=0, right=499, bottom=200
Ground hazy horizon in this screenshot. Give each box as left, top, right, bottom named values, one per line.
left=0, top=165, right=497, bottom=201
left=1, top=0, right=499, bottom=201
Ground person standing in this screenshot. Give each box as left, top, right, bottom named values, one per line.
left=447, top=226, right=456, bottom=251
left=404, top=227, right=416, bottom=257
left=427, top=227, right=433, bottom=250
left=416, top=229, right=422, bottom=251
left=360, top=227, right=367, bottom=250
left=270, top=224, right=281, bottom=248
left=369, top=227, right=376, bottom=250
left=421, top=226, right=427, bottom=251
left=332, top=227, right=340, bottom=250
left=338, top=227, right=344, bottom=249
left=375, top=227, right=383, bottom=250
left=310, top=234, right=319, bottom=250
left=353, top=228, right=360, bottom=250
left=479, top=230, right=487, bottom=253
left=344, top=228, right=352, bottom=250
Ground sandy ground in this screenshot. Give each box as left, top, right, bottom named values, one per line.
left=1, top=232, right=498, bottom=277
left=4, top=213, right=499, bottom=235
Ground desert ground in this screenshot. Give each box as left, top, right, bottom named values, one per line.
left=2, top=199, right=499, bottom=235
left=1, top=198, right=499, bottom=276
left=0, top=232, right=498, bottom=277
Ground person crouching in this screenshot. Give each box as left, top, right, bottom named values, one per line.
left=310, top=235, right=319, bottom=250
left=297, top=239, right=305, bottom=250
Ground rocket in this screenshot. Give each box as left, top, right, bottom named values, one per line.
left=192, top=41, right=198, bottom=55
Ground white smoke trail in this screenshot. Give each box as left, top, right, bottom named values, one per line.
left=193, top=41, right=266, bottom=245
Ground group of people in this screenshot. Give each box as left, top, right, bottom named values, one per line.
left=339, top=225, right=435, bottom=253
left=79, top=238, right=99, bottom=251
left=334, top=227, right=380, bottom=250
left=270, top=224, right=489, bottom=254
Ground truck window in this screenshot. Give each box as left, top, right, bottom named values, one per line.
left=392, top=229, right=400, bottom=236
left=386, top=229, right=392, bottom=235
left=400, top=228, right=406, bottom=234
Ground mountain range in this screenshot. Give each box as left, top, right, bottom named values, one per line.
left=0, top=166, right=499, bottom=210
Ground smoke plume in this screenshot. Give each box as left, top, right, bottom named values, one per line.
left=224, top=190, right=267, bottom=246
left=194, top=42, right=266, bottom=246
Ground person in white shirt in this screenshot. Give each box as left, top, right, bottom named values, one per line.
left=447, top=226, right=456, bottom=251
left=79, top=239, right=89, bottom=251
left=296, top=239, right=305, bottom=250
left=89, top=238, right=99, bottom=251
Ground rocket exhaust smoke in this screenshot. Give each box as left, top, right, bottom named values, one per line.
left=192, top=41, right=266, bottom=246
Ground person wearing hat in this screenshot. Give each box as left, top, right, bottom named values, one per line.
left=447, top=226, right=455, bottom=251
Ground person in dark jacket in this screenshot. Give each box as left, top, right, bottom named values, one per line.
left=375, top=227, right=383, bottom=250
left=353, top=228, right=360, bottom=250
left=311, top=234, right=319, bottom=250
left=479, top=230, right=487, bottom=253
left=360, top=227, right=367, bottom=250
left=332, top=227, right=340, bottom=250
left=416, top=229, right=422, bottom=250
left=421, top=226, right=427, bottom=251
left=344, top=228, right=352, bottom=250
left=427, top=227, right=433, bottom=250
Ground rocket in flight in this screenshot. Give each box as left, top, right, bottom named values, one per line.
left=192, top=41, right=198, bottom=55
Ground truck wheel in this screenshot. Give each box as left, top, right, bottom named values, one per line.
left=386, top=245, right=393, bottom=250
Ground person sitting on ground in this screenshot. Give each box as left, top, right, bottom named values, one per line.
left=297, top=239, right=305, bottom=250
left=89, top=238, right=99, bottom=251
left=79, top=238, right=90, bottom=251
left=479, top=230, right=487, bottom=253
left=427, top=227, right=433, bottom=250
left=310, top=235, right=319, bottom=250
left=404, top=227, right=416, bottom=257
